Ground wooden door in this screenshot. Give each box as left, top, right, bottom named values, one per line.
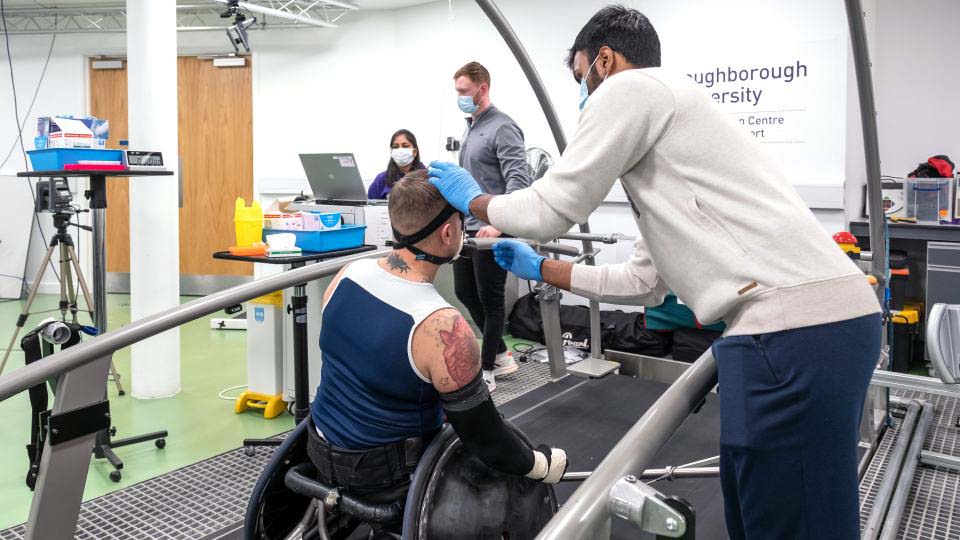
left=177, top=56, right=253, bottom=276
left=88, top=56, right=253, bottom=279
left=89, top=61, right=130, bottom=273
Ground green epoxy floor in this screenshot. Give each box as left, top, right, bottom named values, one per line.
left=0, top=293, right=288, bottom=531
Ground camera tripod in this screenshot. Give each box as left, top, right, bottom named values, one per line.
left=1, top=209, right=167, bottom=482
left=0, top=211, right=123, bottom=391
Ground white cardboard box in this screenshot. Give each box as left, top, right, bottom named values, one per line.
left=302, top=212, right=342, bottom=231
left=43, top=117, right=101, bottom=148
left=264, top=212, right=302, bottom=230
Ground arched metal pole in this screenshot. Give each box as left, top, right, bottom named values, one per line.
left=845, top=0, right=887, bottom=298
left=474, top=0, right=605, bottom=362
left=473, top=0, right=568, bottom=154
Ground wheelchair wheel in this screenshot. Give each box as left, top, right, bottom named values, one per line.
left=244, top=420, right=312, bottom=540
left=401, top=423, right=558, bottom=540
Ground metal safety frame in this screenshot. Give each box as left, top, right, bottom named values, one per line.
left=476, top=0, right=620, bottom=381
left=0, top=0, right=893, bottom=538
left=475, top=0, right=891, bottom=537
left=0, top=250, right=387, bottom=539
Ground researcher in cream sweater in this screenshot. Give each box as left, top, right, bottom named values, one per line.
left=428, top=6, right=880, bottom=540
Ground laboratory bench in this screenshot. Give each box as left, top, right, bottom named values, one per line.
left=849, top=219, right=960, bottom=370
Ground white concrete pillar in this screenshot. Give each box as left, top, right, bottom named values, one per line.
left=127, top=0, right=181, bottom=398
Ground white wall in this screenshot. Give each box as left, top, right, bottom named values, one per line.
left=0, top=31, right=233, bottom=293
left=845, top=0, right=960, bottom=222
left=874, top=0, right=960, bottom=178
left=0, top=35, right=94, bottom=294
left=3, top=0, right=952, bottom=297
left=844, top=0, right=877, bottom=225
left=251, top=0, right=854, bottom=296
left=253, top=0, right=852, bottom=187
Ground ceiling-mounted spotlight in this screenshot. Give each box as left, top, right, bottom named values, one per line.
left=221, top=0, right=257, bottom=53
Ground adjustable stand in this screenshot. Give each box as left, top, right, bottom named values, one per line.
left=18, top=170, right=173, bottom=482
left=0, top=212, right=123, bottom=391
left=213, top=246, right=377, bottom=453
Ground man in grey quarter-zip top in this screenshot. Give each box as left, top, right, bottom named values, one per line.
left=451, top=61, right=532, bottom=393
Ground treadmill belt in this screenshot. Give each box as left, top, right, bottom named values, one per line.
left=501, top=374, right=727, bottom=540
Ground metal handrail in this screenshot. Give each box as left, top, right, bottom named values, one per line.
left=535, top=349, right=718, bottom=538
left=0, top=249, right=387, bottom=402
left=465, top=237, right=581, bottom=258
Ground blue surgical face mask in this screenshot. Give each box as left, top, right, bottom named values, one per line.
left=578, top=78, right=590, bottom=112
left=578, top=54, right=605, bottom=112
left=458, top=87, right=481, bottom=114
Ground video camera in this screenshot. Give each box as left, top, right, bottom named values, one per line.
left=221, top=0, right=257, bottom=53
left=35, top=177, right=73, bottom=214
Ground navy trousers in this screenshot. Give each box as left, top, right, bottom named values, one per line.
left=712, top=314, right=881, bottom=540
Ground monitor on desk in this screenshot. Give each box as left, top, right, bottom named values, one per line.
left=299, top=153, right=368, bottom=204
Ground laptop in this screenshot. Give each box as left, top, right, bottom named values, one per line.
left=299, top=153, right=372, bottom=205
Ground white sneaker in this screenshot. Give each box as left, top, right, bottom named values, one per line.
left=483, top=370, right=496, bottom=392
left=493, top=352, right=518, bottom=376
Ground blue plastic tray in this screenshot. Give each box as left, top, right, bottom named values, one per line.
left=28, top=148, right=124, bottom=170
left=263, top=225, right=366, bottom=253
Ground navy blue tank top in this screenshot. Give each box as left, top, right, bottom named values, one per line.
left=311, top=259, right=450, bottom=449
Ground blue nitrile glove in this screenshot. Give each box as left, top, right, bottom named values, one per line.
left=493, top=240, right=545, bottom=282
left=427, top=161, right=484, bottom=215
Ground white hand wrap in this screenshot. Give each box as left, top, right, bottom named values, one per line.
left=525, top=447, right=567, bottom=484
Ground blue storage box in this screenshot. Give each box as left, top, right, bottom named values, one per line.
left=263, top=225, right=366, bottom=253
left=27, top=148, right=124, bottom=170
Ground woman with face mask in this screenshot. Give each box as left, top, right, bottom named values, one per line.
left=367, top=129, right=426, bottom=200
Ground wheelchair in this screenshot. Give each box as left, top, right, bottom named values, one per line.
left=245, top=419, right=557, bottom=539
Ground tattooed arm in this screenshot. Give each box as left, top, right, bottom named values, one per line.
left=411, top=309, right=568, bottom=482
left=412, top=308, right=480, bottom=394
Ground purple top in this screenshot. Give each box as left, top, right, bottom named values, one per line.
left=366, top=163, right=426, bottom=200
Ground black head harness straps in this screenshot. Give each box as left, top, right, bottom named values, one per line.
left=391, top=204, right=463, bottom=265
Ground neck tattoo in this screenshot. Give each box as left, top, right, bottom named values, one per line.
left=386, top=252, right=411, bottom=274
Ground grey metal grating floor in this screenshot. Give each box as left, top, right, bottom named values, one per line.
left=897, top=390, right=960, bottom=457
left=0, top=359, right=551, bottom=540
left=893, top=391, right=960, bottom=540
left=858, top=390, right=960, bottom=540
left=0, top=445, right=276, bottom=540
left=897, top=465, right=960, bottom=540
left=859, top=415, right=902, bottom=531
left=492, top=358, right=553, bottom=406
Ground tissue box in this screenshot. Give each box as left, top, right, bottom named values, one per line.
left=263, top=212, right=302, bottom=230
left=302, top=212, right=342, bottom=231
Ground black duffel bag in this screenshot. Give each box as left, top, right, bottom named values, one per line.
left=508, top=292, right=671, bottom=357
left=672, top=327, right=723, bottom=363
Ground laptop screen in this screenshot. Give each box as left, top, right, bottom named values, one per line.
left=299, top=153, right=368, bottom=202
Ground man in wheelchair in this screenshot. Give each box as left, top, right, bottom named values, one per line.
left=307, top=170, right=566, bottom=521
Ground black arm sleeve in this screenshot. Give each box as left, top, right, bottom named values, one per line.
left=439, top=372, right=535, bottom=477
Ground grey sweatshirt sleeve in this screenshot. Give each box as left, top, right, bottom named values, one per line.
left=569, top=235, right=670, bottom=306
left=494, top=123, right=532, bottom=194
left=487, top=72, right=676, bottom=241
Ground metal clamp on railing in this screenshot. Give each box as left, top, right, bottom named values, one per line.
left=609, top=475, right=686, bottom=537
left=46, top=400, right=111, bottom=445
left=558, top=232, right=624, bottom=245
